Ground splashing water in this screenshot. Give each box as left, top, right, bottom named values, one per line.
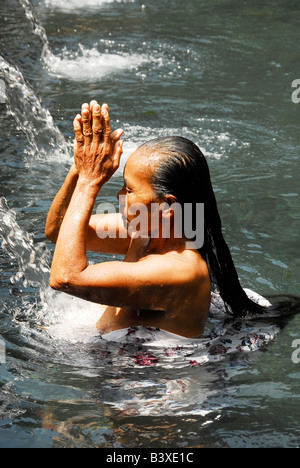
left=19, top=0, right=147, bottom=81
left=19, top=0, right=50, bottom=61
left=46, top=44, right=148, bottom=82
left=44, top=0, right=136, bottom=10
left=0, top=197, right=103, bottom=343
left=0, top=55, right=71, bottom=161
left=0, top=197, right=50, bottom=288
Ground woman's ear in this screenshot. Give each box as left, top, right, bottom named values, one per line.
left=164, top=194, right=177, bottom=206
left=162, top=195, right=177, bottom=218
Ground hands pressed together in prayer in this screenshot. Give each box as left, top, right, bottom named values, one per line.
left=73, top=100, right=124, bottom=186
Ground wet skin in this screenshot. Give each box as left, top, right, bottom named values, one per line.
left=46, top=101, right=211, bottom=338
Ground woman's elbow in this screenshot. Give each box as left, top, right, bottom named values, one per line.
left=45, top=226, right=58, bottom=243
left=49, top=273, right=71, bottom=291
left=49, top=276, right=62, bottom=291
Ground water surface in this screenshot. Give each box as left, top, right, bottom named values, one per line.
left=0, top=0, right=300, bottom=448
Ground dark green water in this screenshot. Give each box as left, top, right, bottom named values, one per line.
left=0, top=0, right=299, bottom=448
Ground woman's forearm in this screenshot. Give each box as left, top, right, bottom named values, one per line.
left=45, top=164, right=79, bottom=242
left=50, top=176, right=102, bottom=288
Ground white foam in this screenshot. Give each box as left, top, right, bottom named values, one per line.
left=41, top=288, right=103, bottom=343
left=45, top=45, right=147, bottom=81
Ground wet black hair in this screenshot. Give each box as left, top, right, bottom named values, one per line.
left=138, top=135, right=265, bottom=317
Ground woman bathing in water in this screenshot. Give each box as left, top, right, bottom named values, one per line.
left=46, top=100, right=265, bottom=339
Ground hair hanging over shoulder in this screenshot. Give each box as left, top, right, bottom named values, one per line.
left=138, top=135, right=265, bottom=317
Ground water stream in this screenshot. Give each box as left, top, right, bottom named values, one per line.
left=0, top=0, right=299, bottom=448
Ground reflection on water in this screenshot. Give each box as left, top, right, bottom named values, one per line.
left=0, top=0, right=300, bottom=449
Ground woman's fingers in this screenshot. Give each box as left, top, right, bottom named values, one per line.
left=73, top=100, right=124, bottom=182
left=75, top=101, right=124, bottom=158
left=81, top=104, right=93, bottom=145
left=89, top=100, right=97, bottom=128
left=113, top=139, right=124, bottom=170
left=89, top=100, right=98, bottom=112
left=111, top=128, right=124, bottom=143
left=102, top=103, right=111, bottom=143
left=73, top=114, right=84, bottom=146
left=92, top=103, right=103, bottom=142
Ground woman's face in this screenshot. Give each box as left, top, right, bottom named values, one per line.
left=117, top=150, right=160, bottom=236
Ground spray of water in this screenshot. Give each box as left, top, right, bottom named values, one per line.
left=44, top=0, right=135, bottom=10
left=0, top=55, right=71, bottom=161
left=19, top=0, right=147, bottom=81
left=0, top=197, right=103, bottom=342
left=19, top=0, right=51, bottom=61
left=0, top=197, right=50, bottom=288
left=46, top=45, right=148, bottom=82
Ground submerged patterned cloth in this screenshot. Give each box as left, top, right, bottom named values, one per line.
left=97, top=289, right=278, bottom=368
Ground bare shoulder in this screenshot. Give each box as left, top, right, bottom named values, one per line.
left=138, top=248, right=209, bottom=287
